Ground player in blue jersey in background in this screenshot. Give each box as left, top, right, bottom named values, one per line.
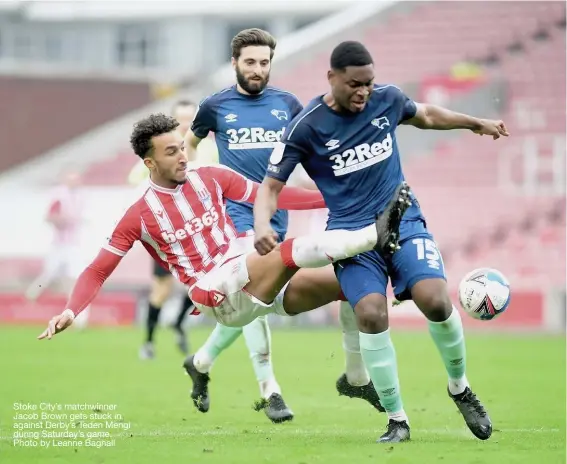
left=183, top=28, right=297, bottom=423
left=255, top=41, right=509, bottom=442
left=184, top=30, right=384, bottom=423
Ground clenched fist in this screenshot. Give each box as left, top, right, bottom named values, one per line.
left=473, top=119, right=510, bottom=140
left=254, top=225, right=279, bottom=255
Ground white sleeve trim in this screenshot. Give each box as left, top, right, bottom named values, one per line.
left=102, top=244, right=127, bottom=257
left=286, top=104, right=322, bottom=140
left=240, top=179, right=254, bottom=202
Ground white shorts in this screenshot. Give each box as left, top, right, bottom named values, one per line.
left=189, top=236, right=287, bottom=328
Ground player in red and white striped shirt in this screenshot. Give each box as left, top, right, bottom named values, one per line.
left=38, top=114, right=398, bottom=357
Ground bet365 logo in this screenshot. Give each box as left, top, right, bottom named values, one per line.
left=161, top=207, right=220, bottom=244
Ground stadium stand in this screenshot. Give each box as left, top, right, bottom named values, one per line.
left=0, top=0, right=564, bottom=313
left=268, top=1, right=566, bottom=291
left=0, top=76, right=152, bottom=172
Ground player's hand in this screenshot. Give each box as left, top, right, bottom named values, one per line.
left=473, top=119, right=509, bottom=139
left=37, top=309, right=75, bottom=340
left=254, top=226, right=279, bottom=255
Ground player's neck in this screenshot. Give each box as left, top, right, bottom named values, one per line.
left=322, top=93, right=343, bottom=113
left=236, top=84, right=264, bottom=97
left=149, top=174, right=179, bottom=191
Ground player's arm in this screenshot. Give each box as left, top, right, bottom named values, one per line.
left=201, top=164, right=324, bottom=210
left=401, top=102, right=509, bottom=139
left=37, top=207, right=141, bottom=340
left=184, top=129, right=203, bottom=161
left=185, top=97, right=216, bottom=161
left=254, top=141, right=306, bottom=255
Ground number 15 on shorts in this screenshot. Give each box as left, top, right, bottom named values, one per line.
left=412, top=238, right=443, bottom=271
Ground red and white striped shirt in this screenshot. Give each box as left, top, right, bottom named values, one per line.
left=65, top=165, right=325, bottom=315
left=104, top=165, right=252, bottom=288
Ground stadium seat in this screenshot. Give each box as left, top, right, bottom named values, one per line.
left=44, top=2, right=567, bottom=293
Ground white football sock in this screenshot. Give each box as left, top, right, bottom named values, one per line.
left=448, top=374, right=470, bottom=396
left=280, top=224, right=377, bottom=269
left=388, top=410, right=409, bottom=423
left=193, top=349, right=214, bottom=374
left=259, top=378, right=282, bottom=399
left=339, top=301, right=370, bottom=386
left=242, top=317, right=282, bottom=399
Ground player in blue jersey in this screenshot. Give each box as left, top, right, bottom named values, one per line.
left=183, top=28, right=298, bottom=423
left=255, top=41, right=509, bottom=443
left=183, top=30, right=384, bottom=423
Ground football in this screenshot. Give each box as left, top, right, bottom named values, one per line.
left=458, top=268, right=511, bottom=320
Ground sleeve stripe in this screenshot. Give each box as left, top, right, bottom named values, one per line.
left=267, top=87, right=302, bottom=102
left=102, top=244, right=127, bottom=257
left=240, top=179, right=254, bottom=202
left=286, top=104, right=322, bottom=140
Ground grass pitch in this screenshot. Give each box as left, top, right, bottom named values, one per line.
left=0, top=325, right=565, bottom=463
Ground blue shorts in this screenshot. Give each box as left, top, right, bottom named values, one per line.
left=334, top=219, right=446, bottom=308
left=228, top=201, right=287, bottom=241
left=231, top=218, right=286, bottom=242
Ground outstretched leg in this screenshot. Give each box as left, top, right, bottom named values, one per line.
left=411, top=278, right=492, bottom=440
left=389, top=223, right=491, bottom=441
left=243, top=182, right=413, bottom=306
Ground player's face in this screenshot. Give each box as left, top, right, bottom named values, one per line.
left=173, top=105, right=196, bottom=136
left=146, top=130, right=188, bottom=187
left=233, top=45, right=271, bottom=95
left=329, top=65, right=374, bottom=113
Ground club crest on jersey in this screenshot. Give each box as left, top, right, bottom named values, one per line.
left=371, top=116, right=390, bottom=129
left=225, top=113, right=238, bottom=123
left=197, top=189, right=210, bottom=201
left=270, top=109, right=288, bottom=121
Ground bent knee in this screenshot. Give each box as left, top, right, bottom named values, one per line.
left=416, top=291, right=452, bottom=322
left=354, top=294, right=388, bottom=333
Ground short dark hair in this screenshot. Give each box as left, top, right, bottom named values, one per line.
left=330, top=41, right=373, bottom=71
left=171, top=99, right=195, bottom=115
left=231, top=28, right=277, bottom=60
left=130, top=113, right=179, bottom=159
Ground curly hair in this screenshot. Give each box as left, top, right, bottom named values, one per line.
left=130, top=113, right=180, bottom=159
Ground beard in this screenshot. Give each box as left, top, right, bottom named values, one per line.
left=236, top=66, right=269, bottom=95
left=172, top=176, right=187, bottom=186
left=153, top=165, right=187, bottom=187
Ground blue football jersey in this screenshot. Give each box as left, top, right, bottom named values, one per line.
left=191, top=85, right=303, bottom=237
left=266, top=84, right=424, bottom=231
